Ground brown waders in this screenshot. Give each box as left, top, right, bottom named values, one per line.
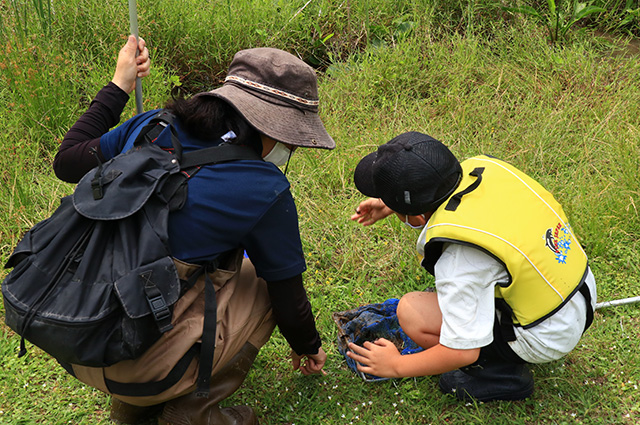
left=66, top=252, right=274, bottom=424
left=109, top=342, right=259, bottom=424
left=109, top=399, right=164, bottom=424
left=158, top=342, right=259, bottom=425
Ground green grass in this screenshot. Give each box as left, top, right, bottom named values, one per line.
left=1, top=0, right=640, bottom=424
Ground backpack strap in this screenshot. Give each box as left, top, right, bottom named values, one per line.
left=162, top=144, right=262, bottom=211
left=135, top=111, right=178, bottom=146
left=135, top=109, right=262, bottom=168
left=180, top=144, right=261, bottom=169
left=136, top=110, right=262, bottom=210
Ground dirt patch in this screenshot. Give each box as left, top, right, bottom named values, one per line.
left=594, top=30, right=640, bottom=58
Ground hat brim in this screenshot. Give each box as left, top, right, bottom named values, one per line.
left=353, top=151, right=379, bottom=198
left=201, top=85, right=335, bottom=150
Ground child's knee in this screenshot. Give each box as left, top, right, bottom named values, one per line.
left=398, top=291, right=440, bottom=330
left=397, top=292, right=424, bottom=327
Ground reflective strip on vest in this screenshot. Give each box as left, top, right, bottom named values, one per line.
left=417, top=155, right=588, bottom=327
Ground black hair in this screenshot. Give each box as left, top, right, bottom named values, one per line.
left=164, top=95, right=262, bottom=153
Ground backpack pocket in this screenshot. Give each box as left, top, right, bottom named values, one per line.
left=3, top=256, right=182, bottom=367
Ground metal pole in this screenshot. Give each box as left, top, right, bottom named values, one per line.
left=595, top=296, right=640, bottom=310
left=128, top=0, right=143, bottom=114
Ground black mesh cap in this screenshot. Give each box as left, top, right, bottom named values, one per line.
left=354, top=132, right=462, bottom=215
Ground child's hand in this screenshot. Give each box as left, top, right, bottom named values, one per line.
left=347, top=338, right=401, bottom=378
left=350, top=198, right=394, bottom=226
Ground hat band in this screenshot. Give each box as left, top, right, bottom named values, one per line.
left=225, top=75, right=319, bottom=109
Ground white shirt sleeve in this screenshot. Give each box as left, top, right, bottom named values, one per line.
left=435, top=243, right=508, bottom=350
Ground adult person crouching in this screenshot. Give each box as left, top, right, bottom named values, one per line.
left=53, top=35, right=332, bottom=424
left=347, top=132, right=596, bottom=402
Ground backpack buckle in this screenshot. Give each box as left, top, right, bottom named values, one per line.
left=146, top=293, right=173, bottom=333
left=141, top=271, right=174, bottom=333
left=147, top=295, right=171, bottom=322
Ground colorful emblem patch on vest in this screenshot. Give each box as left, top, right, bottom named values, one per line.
left=544, top=222, right=573, bottom=264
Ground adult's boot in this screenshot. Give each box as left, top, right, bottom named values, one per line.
left=438, top=361, right=534, bottom=402
left=109, top=398, right=164, bottom=424
left=159, top=342, right=259, bottom=425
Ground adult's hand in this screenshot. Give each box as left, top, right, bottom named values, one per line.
left=111, top=35, right=150, bottom=94
left=291, top=348, right=327, bottom=376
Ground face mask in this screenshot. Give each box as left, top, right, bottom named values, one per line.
left=403, top=214, right=427, bottom=229
left=263, top=141, right=293, bottom=167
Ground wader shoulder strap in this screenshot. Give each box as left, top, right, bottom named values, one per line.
left=193, top=262, right=219, bottom=398
left=104, top=345, right=198, bottom=397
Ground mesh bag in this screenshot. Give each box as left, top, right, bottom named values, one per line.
left=333, top=298, right=424, bottom=382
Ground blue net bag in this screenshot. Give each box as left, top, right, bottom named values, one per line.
left=332, top=298, right=424, bottom=381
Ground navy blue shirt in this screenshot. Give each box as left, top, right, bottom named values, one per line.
left=55, top=84, right=321, bottom=354
left=100, top=110, right=306, bottom=282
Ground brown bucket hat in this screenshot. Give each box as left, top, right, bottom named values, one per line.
left=199, top=47, right=335, bottom=150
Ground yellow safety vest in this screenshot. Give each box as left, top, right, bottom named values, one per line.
left=417, top=155, right=588, bottom=328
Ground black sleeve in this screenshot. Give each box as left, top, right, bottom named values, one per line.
left=267, top=274, right=322, bottom=355
left=53, top=82, right=130, bottom=183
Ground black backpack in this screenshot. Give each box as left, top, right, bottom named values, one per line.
left=2, top=111, right=261, bottom=396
